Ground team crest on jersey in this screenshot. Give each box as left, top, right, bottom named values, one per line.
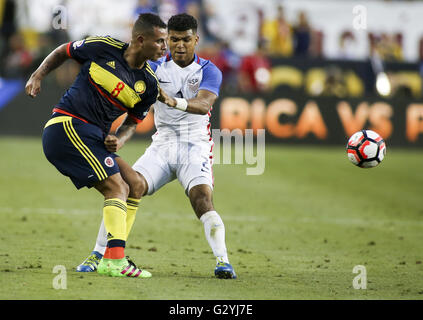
left=188, top=77, right=200, bottom=91
left=104, top=156, right=114, bottom=167
left=73, top=40, right=85, bottom=50
left=134, top=80, right=146, bottom=94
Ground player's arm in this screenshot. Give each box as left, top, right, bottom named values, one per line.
left=158, top=87, right=217, bottom=115
left=158, top=61, right=221, bottom=114
left=25, top=43, right=70, bottom=98
left=104, top=114, right=138, bottom=153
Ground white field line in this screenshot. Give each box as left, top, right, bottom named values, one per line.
left=1, top=206, right=422, bottom=227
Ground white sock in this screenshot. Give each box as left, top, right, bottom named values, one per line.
left=200, top=211, right=229, bottom=264
left=93, top=219, right=107, bottom=255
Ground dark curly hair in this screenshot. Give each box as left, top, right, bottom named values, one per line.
left=167, top=13, right=198, bottom=33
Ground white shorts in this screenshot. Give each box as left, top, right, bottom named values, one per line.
left=132, top=140, right=214, bottom=196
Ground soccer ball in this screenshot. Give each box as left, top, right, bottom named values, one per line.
left=346, top=130, right=386, bottom=168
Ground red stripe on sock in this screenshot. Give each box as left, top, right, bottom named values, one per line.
left=108, top=246, right=125, bottom=259
left=103, top=247, right=111, bottom=259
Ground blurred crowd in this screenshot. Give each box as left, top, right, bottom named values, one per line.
left=0, top=0, right=422, bottom=98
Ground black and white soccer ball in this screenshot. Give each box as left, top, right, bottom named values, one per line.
left=346, top=130, right=386, bottom=168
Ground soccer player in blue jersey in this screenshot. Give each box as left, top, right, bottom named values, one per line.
left=25, top=13, right=167, bottom=279
left=77, top=13, right=236, bottom=279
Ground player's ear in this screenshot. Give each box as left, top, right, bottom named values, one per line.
left=194, top=34, right=199, bottom=45
left=136, top=34, right=145, bottom=46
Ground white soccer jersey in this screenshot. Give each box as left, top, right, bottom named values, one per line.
left=149, top=53, right=222, bottom=143
left=132, top=54, right=222, bottom=195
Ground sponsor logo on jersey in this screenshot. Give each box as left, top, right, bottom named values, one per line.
left=106, top=61, right=116, bottom=69
left=158, top=78, right=171, bottom=84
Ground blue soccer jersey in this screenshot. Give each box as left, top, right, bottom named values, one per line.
left=56, top=36, right=159, bottom=133
left=42, top=36, right=160, bottom=189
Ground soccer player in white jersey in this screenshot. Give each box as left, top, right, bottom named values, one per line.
left=77, top=13, right=236, bottom=279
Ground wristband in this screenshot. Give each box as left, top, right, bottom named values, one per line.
left=174, top=98, right=188, bottom=111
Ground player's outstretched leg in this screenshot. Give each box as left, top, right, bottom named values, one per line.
left=78, top=163, right=147, bottom=273
left=76, top=251, right=103, bottom=272
left=200, top=211, right=237, bottom=279
left=94, top=173, right=151, bottom=279
left=189, top=184, right=237, bottom=279
left=76, top=220, right=107, bottom=272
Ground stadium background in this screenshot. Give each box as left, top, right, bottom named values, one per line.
left=1, top=0, right=423, bottom=301
left=1, top=0, right=423, bottom=146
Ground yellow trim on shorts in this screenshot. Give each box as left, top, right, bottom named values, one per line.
left=63, top=120, right=108, bottom=181
left=44, top=116, right=108, bottom=180
left=44, top=116, right=72, bottom=129
left=61, top=119, right=108, bottom=181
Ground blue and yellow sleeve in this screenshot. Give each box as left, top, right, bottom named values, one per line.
left=66, top=36, right=126, bottom=64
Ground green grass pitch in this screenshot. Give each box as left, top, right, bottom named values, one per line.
left=0, top=136, right=422, bottom=300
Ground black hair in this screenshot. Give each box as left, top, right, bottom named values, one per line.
left=133, top=13, right=167, bottom=37
left=167, top=13, right=198, bottom=33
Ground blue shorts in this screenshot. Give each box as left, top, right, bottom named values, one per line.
left=42, top=114, right=120, bottom=189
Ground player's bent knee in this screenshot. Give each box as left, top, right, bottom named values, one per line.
left=120, top=179, right=130, bottom=198
left=189, top=184, right=214, bottom=218
left=129, top=172, right=148, bottom=198
left=111, top=179, right=130, bottom=200
left=95, top=174, right=129, bottom=200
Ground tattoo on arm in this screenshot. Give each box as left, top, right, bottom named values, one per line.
left=115, top=115, right=138, bottom=145
left=33, top=44, right=69, bottom=79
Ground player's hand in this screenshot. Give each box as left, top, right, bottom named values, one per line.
left=104, top=135, right=122, bottom=153
left=25, top=74, right=42, bottom=98
left=158, top=87, right=176, bottom=108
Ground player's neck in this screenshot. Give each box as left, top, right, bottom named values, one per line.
left=174, top=55, right=195, bottom=68
left=124, top=44, right=147, bottom=69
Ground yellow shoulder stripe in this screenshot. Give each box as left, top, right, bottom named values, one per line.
left=85, top=36, right=125, bottom=45
left=85, top=36, right=125, bottom=49
left=145, top=63, right=158, bottom=82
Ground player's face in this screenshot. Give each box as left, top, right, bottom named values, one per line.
left=168, top=29, right=199, bottom=67
left=141, top=27, right=168, bottom=61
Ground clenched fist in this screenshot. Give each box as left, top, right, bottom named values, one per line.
left=25, top=74, right=42, bottom=98
left=158, top=87, right=176, bottom=108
